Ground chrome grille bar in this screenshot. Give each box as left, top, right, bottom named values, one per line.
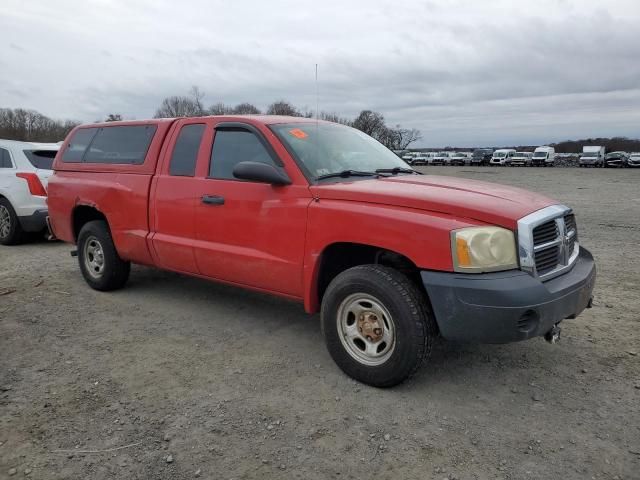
left=517, top=204, right=580, bottom=281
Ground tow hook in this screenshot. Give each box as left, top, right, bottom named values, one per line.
left=545, top=325, right=561, bottom=344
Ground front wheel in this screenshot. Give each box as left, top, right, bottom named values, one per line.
left=77, top=220, right=130, bottom=291
left=321, top=265, right=436, bottom=387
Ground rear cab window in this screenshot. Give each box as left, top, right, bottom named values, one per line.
left=62, top=128, right=98, bottom=163
left=62, top=125, right=156, bottom=164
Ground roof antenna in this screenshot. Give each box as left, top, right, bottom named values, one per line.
left=315, top=63, right=319, bottom=172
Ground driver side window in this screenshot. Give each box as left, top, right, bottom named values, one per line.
left=209, top=129, right=276, bottom=180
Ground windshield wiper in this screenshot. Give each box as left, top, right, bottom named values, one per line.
left=375, top=167, right=421, bottom=175
left=316, top=170, right=381, bottom=181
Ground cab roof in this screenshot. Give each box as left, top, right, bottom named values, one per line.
left=84, top=115, right=331, bottom=129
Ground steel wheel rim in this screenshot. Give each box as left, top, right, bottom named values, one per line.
left=0, top=205, right=10, bottom=239
left=336, top=293, right=396, bottom=366
left=84, top=235, right=105, bottom=278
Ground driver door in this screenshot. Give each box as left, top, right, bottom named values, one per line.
left=191, top=122, right=311, bottom=298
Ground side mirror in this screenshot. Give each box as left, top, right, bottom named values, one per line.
left=233, top=161, right=291, bottom=186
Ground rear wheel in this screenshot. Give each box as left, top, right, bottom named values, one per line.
left=321, top=265, right=436, bottom=387
left=0, top=198, right=24, bottom=245
left=77, top=220, right=130, bottom=291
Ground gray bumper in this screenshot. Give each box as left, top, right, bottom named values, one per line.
left=421, top=247, right=596, bottom=343
left=18, top=209, right=48, bottom=232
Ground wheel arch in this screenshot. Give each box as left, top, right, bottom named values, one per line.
left=72, top=204, right=109, bottom=242
left=306, top=241, right=429, bottom=314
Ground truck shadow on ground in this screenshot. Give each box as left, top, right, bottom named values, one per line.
left=119, top=265, right=567, bottom=391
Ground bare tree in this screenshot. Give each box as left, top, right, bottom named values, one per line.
left=154, top=96, right=203, bottom=118
left=352, top=111, right=421, bottom=149
left=0, top=107, right=78, bottom=142
left=392, top=126, right=422, bottom=149
left=319, top=112, right=351, bottom=125
left=233, top=103, right=261, bottom=114
left=154, top=86, right=207, bottom=118
left=209, top=102, right=234, bottom=115
left=189, top=86, right=205, bottom=115
left=266, top=100, right=300, bottom=116
left=352, top=110, right=387, bottom=138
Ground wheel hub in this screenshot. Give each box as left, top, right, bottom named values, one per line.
left=336, top=293, right=396, bottom=366
left=358, top=312, right=384, bottom=342
left=84, top=236, right=105, bottom=278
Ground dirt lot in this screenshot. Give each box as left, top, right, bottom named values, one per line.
left=1, top=167, right=639, bottom=480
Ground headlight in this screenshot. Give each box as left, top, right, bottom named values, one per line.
left=451, top=226, right=518, bottom=273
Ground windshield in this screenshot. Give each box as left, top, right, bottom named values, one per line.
left=23, top=149, right=57, bottom=170
left=582, top=152, right=598, bottom=157
left=533, top=151, right=547, bottom=158
left=271, top=123, right=408, bottom=180
left=494, top=151, right=507, bottom=158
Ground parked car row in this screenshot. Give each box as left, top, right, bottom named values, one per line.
left=403, top=147, right=558, bottom=167
left=401, top=146, right=640, bottom=168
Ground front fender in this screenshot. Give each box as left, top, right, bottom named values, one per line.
left=302, top=199, right=483, bottom=313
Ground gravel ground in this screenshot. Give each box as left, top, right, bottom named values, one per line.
left=1, top=166, right=639, bottom=480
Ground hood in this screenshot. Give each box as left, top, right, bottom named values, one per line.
left=310, top=174, right=557, bottom=229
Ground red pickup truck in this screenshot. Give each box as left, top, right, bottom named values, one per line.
left=48, top=116, right=596, bottom=387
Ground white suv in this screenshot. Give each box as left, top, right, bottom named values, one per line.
left=0, top=140, right=59, bottom=245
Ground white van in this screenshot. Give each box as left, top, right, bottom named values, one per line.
left=490, top=149, right=516, bottom=166
left=532, top=146, right=555, bottom=167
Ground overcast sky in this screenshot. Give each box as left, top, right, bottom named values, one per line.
left=2, top=0, right=639, bottom=146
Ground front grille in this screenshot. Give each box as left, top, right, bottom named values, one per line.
left=535, top=246, right=560, bottom=274
left=564, top=213, right=577, bottom=256
left=518, top=205, right=581, bottom=281
left=564, top=214, right=576, bottom=232
left=533, top=220, right=558, bottom=245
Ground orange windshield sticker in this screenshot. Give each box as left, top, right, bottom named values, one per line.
left=289, top=128, right=308, bottom=139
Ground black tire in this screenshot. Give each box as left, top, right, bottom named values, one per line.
left=321, top=265, right=436, bottom=387
left=77, top=220, right=130, bottom=291
left=0, top=198, right=24, bottom=245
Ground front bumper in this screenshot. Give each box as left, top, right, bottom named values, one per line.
left=421, top=247, right=596, bottom=343
left=18, top=209, right=48, bottom=232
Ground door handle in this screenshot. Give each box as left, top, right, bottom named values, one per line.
left=201, top=195, right=225, bottom=205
